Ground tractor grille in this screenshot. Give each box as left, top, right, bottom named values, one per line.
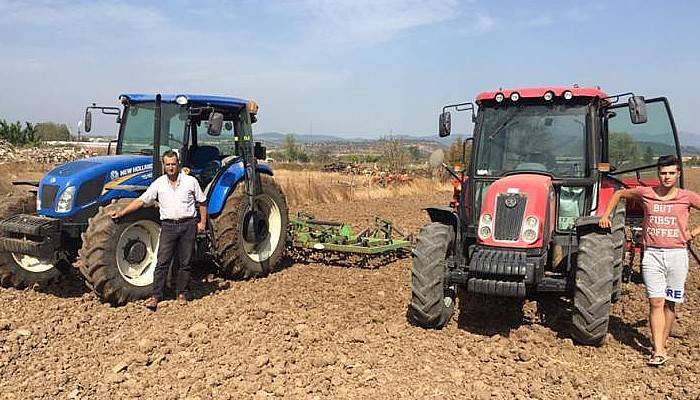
left=40, top=185, right=59, bottom=209
left=494, top=193, right=526, bottom=241
left=76, top=176, right=105, bottom=206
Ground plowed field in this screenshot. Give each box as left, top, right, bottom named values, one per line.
left=2, top=175, right=700, bottom=399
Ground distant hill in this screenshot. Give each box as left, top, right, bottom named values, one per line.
left=256, top=132, right=361, bottom=145
left=256, top=132, right=466, bottom=147
left=679, top=130, right=700, bottom=149
left=258, top=130, right=700, bottom=154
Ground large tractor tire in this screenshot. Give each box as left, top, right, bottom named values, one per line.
left=610, top=201, right=626, bottom=304
left=0, top=192, right=61, bottom=288
left=210, top=176, right=288, bottom=279
left=572, top=226, right=614, bottom=346
left=77, top=199, right=160, bottom=305
left=409, top=222, right=455, bottom=329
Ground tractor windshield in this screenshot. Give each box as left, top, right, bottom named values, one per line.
left=474, top=104, right=588, bottom=178
left=120, top=102, right=187, bottom=156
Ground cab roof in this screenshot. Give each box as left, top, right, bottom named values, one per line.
left=120, top=94, right=250, bottom=110
left=476, top=86, right=608, bottom=103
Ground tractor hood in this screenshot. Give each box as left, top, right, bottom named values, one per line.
left=476, top=174, right=555, bottom=249
left=38, top=155, right=154, bottom=217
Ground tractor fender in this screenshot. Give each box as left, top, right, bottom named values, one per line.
left=425, top=207, right=459, bottom=229
left=207, top=162, right=274, bottom=217
left=575, top=215, right=603, bottom=235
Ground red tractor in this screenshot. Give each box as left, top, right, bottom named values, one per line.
left=409, top=87, right=683, bottom=345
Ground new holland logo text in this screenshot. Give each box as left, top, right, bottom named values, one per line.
left=109, top=164, right=153, bottom=180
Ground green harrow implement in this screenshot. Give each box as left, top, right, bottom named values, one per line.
left=288, top=212, right=413, bottom=268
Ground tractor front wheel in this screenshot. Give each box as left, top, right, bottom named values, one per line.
left=77, top=199, right=160, bottom=305
left=611, top=200, right=626, bottom=303
left=0, top=192, right=62, bottom=288
left=408, top=222, right=455, bottom=329
left=572, top=226, right=614, bottom=346
left=211, top=176, right=289, bottom=279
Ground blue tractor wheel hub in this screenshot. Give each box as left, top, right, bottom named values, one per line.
left=124, top=239, right=147, bottom=264
left=243, top=209, right=268, bottom=244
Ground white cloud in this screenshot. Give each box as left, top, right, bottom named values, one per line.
left=565, top=4, right=607, bottom=22
left=295, top=0, right=460, bottom=48
left=0, top=1, right=167, bottom=29
left=474, top=12, right=496, bottom=33
left=526, top=15, right=553, bottom=27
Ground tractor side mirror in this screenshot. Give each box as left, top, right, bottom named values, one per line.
left=439, top=111, right=451, bottom=137
left=254, top=142, right=266, bottom=160
left=84, top=110, right=92, bottom=133
left=207, top=112, right=224, bottom=136
left=628, top=96, right=647, bottom=124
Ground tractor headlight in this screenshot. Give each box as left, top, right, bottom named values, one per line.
left=563, top=90, right=573, bottom=100
left=521, top=215, right=539, bottom=243
left=55, top=186, right=76, bottom=213
left=495, top=93, right=505, bottom=103
left=479, top=226, right=492, bottom=240
left=522, top=229, right=538, bottom=243
left=175, top=95, right=188, bottom=105
left=543, top=91, right=554, bottom=101
left=478, top=213, right=493, bottom=240
left=525, top=216, right=538, bottom=228
left=510, top=92, right=520, bottom=102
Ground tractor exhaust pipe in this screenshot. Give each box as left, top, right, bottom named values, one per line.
left=153, top=94, right=162, bottom=179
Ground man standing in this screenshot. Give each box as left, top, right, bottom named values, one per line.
left=111, top=150, right=207, bottom=310
left=600, top=155, right=700, bottom=366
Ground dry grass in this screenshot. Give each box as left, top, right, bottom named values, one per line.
left=274, top=169, right=452, bottom=208
left=0, top=162, right=53, bottom=195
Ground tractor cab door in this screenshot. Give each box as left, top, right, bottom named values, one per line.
left=605, top=97, right=683, bottom=188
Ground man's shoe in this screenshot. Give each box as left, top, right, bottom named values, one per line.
left=177, top=293, right=188, bottom=305
left=144, top=296, right=159, bottom=311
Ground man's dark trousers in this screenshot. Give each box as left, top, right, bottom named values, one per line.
left=153, top=219, right=196, bottom=300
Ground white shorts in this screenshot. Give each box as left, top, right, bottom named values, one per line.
left=642, top=247, right=689, bottom=303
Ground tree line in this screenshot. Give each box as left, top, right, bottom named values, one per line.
left=0, top=119, right=72, bottom=146
left=268, top=134, right=436, bottom=168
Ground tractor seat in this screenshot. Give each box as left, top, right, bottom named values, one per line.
left=189, top=145, right=221, bottom=170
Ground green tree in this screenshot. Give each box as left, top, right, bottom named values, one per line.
left=281, top=134, right=309, bottom=162
left=35, top=122, right=71, bottom=141
left=380, top=136, right=409, bottom=171
left=643, top=145, right=654, bottom=164
left=609, top=131, right=641, bottom=168
left=407, top=145, right=422, bottom=161
left=0, top=119, right=40, bottom=146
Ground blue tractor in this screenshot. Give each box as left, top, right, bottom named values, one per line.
left=0, top=94, right=289, bottom=304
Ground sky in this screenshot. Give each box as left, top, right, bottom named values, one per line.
left=1, top=0, right=699, bottom=138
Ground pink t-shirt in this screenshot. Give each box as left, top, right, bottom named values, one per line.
left=629, top=186, right=700, bottom=249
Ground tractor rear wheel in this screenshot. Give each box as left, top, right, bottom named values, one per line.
left=0, top=192, right=61, bottom=288
left=210, top=176, right=288, bottom=279
left=610, top=201, right=626, bottom=303
left=572, top=226, right=614, bottom=346
left=409, top=222, right=455, bottom=329
left=77, top=199, right=160, bottom=305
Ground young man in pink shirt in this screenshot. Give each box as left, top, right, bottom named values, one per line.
left=600, top=155, right=700, bottom=366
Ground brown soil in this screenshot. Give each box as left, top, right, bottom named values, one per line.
left=1, top=186, right=700, bottom=399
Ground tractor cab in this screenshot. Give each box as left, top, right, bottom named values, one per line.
left=410, top=86, right=683, bottom=346
left=86, top=94, right=266, bottom=189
